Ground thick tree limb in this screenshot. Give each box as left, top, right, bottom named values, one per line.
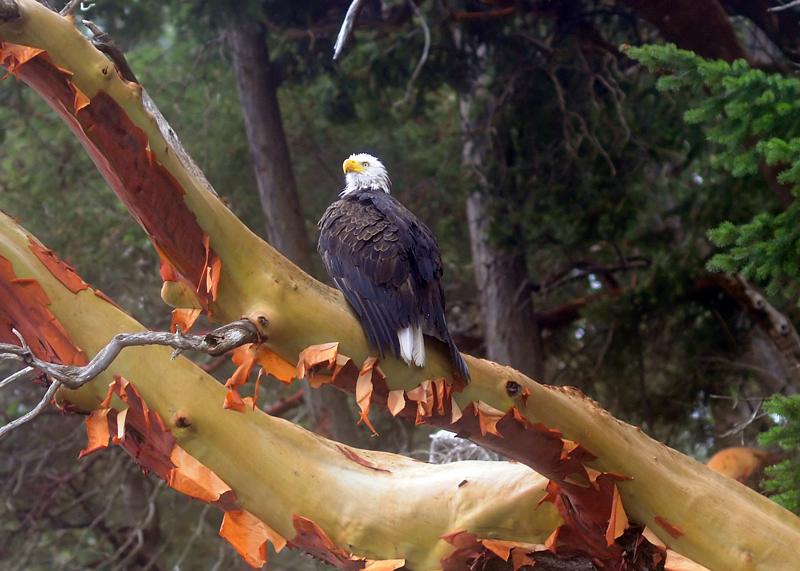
left=1, top=2, right=799, bottom=568
left=0, top=210, right=562, bottom=570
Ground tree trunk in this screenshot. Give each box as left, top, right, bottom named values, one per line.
left=465, top=191, right=545, bottom=380
left=227, top=20, right=312, bottom=270
left=455, top=37, right=545, bottom=381
left=227, top=20, right=362, bottom=445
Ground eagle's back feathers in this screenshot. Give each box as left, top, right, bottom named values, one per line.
left=318, top=189, right=469, bottom=380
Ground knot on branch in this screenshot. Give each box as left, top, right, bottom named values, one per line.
left=202, top=319, right=261, bottom=355
left=0, top=0, right=21, bottom=23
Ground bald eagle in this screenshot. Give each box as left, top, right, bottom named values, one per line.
left=318, top=153, right=469, bottom=381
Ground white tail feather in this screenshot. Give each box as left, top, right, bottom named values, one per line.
left=398, top=325, right=426, bottom=367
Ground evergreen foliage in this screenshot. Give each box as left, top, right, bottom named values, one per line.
left=629, top=43, right=800, bottom=514
left=628, top=44, right=800, bottom=300
left=759, top=395, right=800, bottom=513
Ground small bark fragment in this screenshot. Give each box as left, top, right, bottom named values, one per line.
left=220, top=509, right=286, bottom=568
left=355, top=357, right=381, bottom=435
left=170, top=308, right=201, bottom=333
left=78, top=408, right=111, bottom=458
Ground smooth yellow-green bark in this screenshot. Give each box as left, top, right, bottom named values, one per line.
left=0, top=210, right=561, bottom=569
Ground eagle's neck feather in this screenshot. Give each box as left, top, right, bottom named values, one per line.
left=341, top=175, right=391, bottom=197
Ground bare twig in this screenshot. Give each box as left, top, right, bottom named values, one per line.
left=539, top=257, right=651, bottom=293
left=172, top=504, right=211, bottom=569
left=395, top=0, right=430, bottom=107
left=332, top=0, right=367, bottom=61
left=717, top=400, right=764, bottom=439
left=59, top=0, right=79, bottom=16
left=0, top=319, right=259, bottom=390
left=0, top=381, right=62, bottom=439
left=769, top=0, right=800, bottom=12
left=0, top=319, right=260, bottom=439
left=0, top=366, right=35, bottom=389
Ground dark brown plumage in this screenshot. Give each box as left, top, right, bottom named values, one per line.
left=318, top=187, right=469, bottom=380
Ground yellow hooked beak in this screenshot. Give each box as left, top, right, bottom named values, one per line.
left=343, top=158, right=364, bottom=174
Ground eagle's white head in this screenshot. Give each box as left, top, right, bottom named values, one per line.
left=341, top=153, right=391, bottom=196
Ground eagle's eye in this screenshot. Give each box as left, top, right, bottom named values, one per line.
left=362, top=161, right=370, bottom=167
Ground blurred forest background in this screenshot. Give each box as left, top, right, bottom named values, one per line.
left=2, top=0, right=800, bottom=569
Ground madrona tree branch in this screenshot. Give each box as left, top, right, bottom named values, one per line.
left=0, top=210, right=566, bottom=570
left=1, top=2, right=799, bottom=568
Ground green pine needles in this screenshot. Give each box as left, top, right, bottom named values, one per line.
left=759, top=395, right=800, bottom=514
left=628, top=44, right=800, bottom=514
left=627, top=44, right=800, bottom=300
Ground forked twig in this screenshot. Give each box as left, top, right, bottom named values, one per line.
left=0, top=319, right=260, bottom=439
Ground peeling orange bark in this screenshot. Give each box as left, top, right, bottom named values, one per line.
left=291, top=342, right=639, bottom=564
left=336, top=445, right=391, bottom=473
left=221, top=510, right=286, bottom=568
left=80, top=375, right=412, bottom=570
left=437, top=529, right=661, bottom=571
left=76, top=377, right=287, bottom=566
left=78, top=409, right=111, bottom=458
left=27, top=238, right=88, bottom=294
left=0, top=209, right=562, bottom=570
left=0, top=46, right=222, bottom=313
left=289, top=515, right=405, bottom=570
left=0, top=255, right=86, bottom=366
left=170, top=307, right=201, bottom=333
left=655, top=516, right=685, bottom=539
left=223, top=343, right=296, bottom=411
